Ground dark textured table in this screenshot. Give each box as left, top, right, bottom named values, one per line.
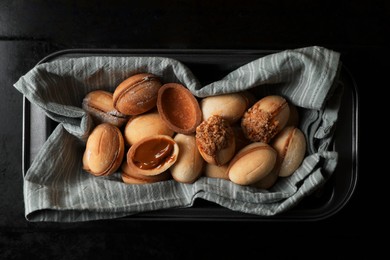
left=1, top=0, right=386, bottom=258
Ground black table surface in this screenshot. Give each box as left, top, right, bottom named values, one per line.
left=1, top=0, right=386, bottom=258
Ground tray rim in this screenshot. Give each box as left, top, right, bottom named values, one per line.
left=22, top=48, right=359, bottom=221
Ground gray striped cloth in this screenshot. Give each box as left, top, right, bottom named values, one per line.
left=14, top=46, right=342, bottom=222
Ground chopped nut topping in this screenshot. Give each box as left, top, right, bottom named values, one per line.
left=196, top=115, right=233, bottom=157
left=241, top=103, right=278, bottom=143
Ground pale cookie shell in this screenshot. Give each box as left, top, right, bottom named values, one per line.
left=271, top=126, right=306, bottom=177
left=227, top=142, right=277, bottom=186
left=124, top=110, right=174, bottom=146
left=82, top=123, right=125, bottom=176
left=200, top=92, right=250, bottom=124
left=113, top=73, right=162, bottom=116
left=170, top=134, right=204, bottom=184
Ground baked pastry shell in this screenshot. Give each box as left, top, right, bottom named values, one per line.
left=82, top=123, right=125, bottom=176
left=157, top=83, right=202, bottom=134
left=126, top=134, right=179, bottom=176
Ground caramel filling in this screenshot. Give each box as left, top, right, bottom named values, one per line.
left=133, top=139, right=175, bottom=169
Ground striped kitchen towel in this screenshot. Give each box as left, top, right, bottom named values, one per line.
left=14, top=46, right=342, bottom=222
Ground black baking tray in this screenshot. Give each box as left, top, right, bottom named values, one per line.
left=22, top=49, right=359, bottom=221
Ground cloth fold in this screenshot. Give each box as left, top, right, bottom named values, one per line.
left=14, top=46, right=342, bottom=222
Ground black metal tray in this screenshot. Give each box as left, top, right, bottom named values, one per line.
left=22, top=49, right=358, bottom=221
